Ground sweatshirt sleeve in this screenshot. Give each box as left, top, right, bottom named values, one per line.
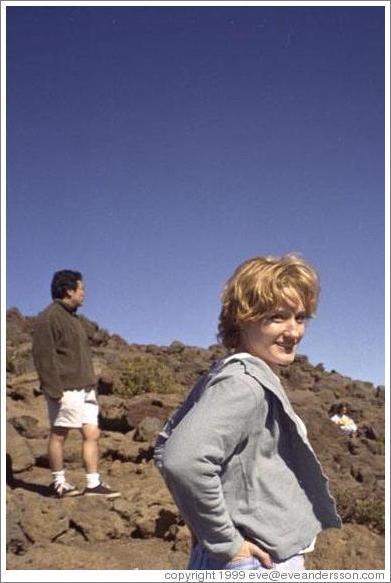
left=160, top=371, right=262, bottom=562
left=32, top=316, right=63, bottom=399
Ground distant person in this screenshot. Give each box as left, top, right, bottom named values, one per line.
left=330, top=404, right=357, bottom=435
left=32, top=270, right=120, bottom=499
left=155, top=254, right=341, bottom=571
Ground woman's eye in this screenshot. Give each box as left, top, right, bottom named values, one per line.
left=270, top=314, right=284, bottom=322
left=296, top=314, right=307, bottom=324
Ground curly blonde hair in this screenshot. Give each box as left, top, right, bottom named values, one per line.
left=218, top=254, right=320, bottom=350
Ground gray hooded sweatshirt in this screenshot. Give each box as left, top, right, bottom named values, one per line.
left=154, top=354, right=341, bottom=562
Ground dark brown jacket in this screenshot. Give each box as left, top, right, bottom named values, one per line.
left=32, top=300, right=96, bottom=399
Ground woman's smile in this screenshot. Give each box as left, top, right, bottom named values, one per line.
left=239, top=299, right=307, bottom=366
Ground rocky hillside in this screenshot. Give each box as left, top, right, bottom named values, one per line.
left=6, top=308, right=385, bottom=570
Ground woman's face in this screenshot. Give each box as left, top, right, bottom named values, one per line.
left=239, top=299, right=307, bottom=366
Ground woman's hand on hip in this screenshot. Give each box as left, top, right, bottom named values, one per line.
left=232, top=540, right=273, bottom=569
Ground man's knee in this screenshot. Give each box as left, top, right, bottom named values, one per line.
left=81, top=424, right=100, bottom=441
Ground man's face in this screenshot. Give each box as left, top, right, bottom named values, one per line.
left=66, top=280, right=85, bottom=309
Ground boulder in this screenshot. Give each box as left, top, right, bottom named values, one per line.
left=69, top=496, right=128, bottom=541
left=133, top=416, right=163, bottom=443
left=6, top=508, right=30, bottom=555
left=360, top=424, right=380, bottom=441
left=6, top=422, right=35, bottom=473
left=133, top=505, right=179, bottom=540
left=172, top=525, right=192, bottom=553
left=10, top=415, right=48, bottom=439
left=126, top=393, right=181, bottom=430
left=7, top=371, right=39, bottom=389
left=27, top=438, right=49, bottom=467
left=6, top=384, right=34, bottom=402
left=100, top=431, right=144, bottom=463
left=99, top=395, right=132, bottom=432
left=15, top=490, right=69, bottom=543
left=306, top=524, right=384, bottom=570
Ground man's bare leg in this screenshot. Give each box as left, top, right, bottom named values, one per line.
left=48, top=427, right=80, bottom=496
left=48, top=427, right=69, bottom=471
left=81, top=423, right=100, bottom=474
left=81, top=424, right=120, bottom=497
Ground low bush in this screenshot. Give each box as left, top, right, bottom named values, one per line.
left=335, top=487, right=384, bottom=534
left=113, top=355, right=179, bottom=397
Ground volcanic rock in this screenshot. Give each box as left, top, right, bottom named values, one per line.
left=5, top=308, right=385, bottom=570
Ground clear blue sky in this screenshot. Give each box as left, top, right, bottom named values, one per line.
left=6, top=4, right=385, bottom=386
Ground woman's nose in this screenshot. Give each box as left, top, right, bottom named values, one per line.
left=283, top=318, right=302, bottom=338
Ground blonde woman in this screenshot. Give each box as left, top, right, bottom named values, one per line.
left=155, top=254, right=341, bottom=571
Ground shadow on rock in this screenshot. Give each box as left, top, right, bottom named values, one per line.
left=7, top=454, right=51, bottom=497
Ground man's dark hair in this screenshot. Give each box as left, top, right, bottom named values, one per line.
left=51, top=270, right=83, bottom=300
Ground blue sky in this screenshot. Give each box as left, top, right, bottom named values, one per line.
left=6, top=4, right=385, bottom=386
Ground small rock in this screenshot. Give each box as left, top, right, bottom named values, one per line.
left=134, top=416, right=163, bottom=443
left=6, top=423, right=35, bottom=473
left=11, top=415, right=48, bottom=439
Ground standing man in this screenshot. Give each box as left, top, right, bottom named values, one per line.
left=33, top=270, right=120, bottom=499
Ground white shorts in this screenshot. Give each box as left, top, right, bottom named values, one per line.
left=46, top=388, right=99, bottom=428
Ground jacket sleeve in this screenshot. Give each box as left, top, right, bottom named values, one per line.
left=32, top=316, right=63, bottom=399
left=160, top=371, right=262, bottom=562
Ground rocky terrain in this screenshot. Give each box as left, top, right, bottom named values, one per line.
left=5, top=308, right=385, bottom=570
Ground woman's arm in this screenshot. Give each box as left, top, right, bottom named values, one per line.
left=160, top=371, right=262, bottom=562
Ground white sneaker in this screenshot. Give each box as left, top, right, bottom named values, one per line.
left=50, top=481, right=81, bottom=498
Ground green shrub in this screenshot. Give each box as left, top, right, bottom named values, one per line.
left=113, top=355, right=179, bottom=397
